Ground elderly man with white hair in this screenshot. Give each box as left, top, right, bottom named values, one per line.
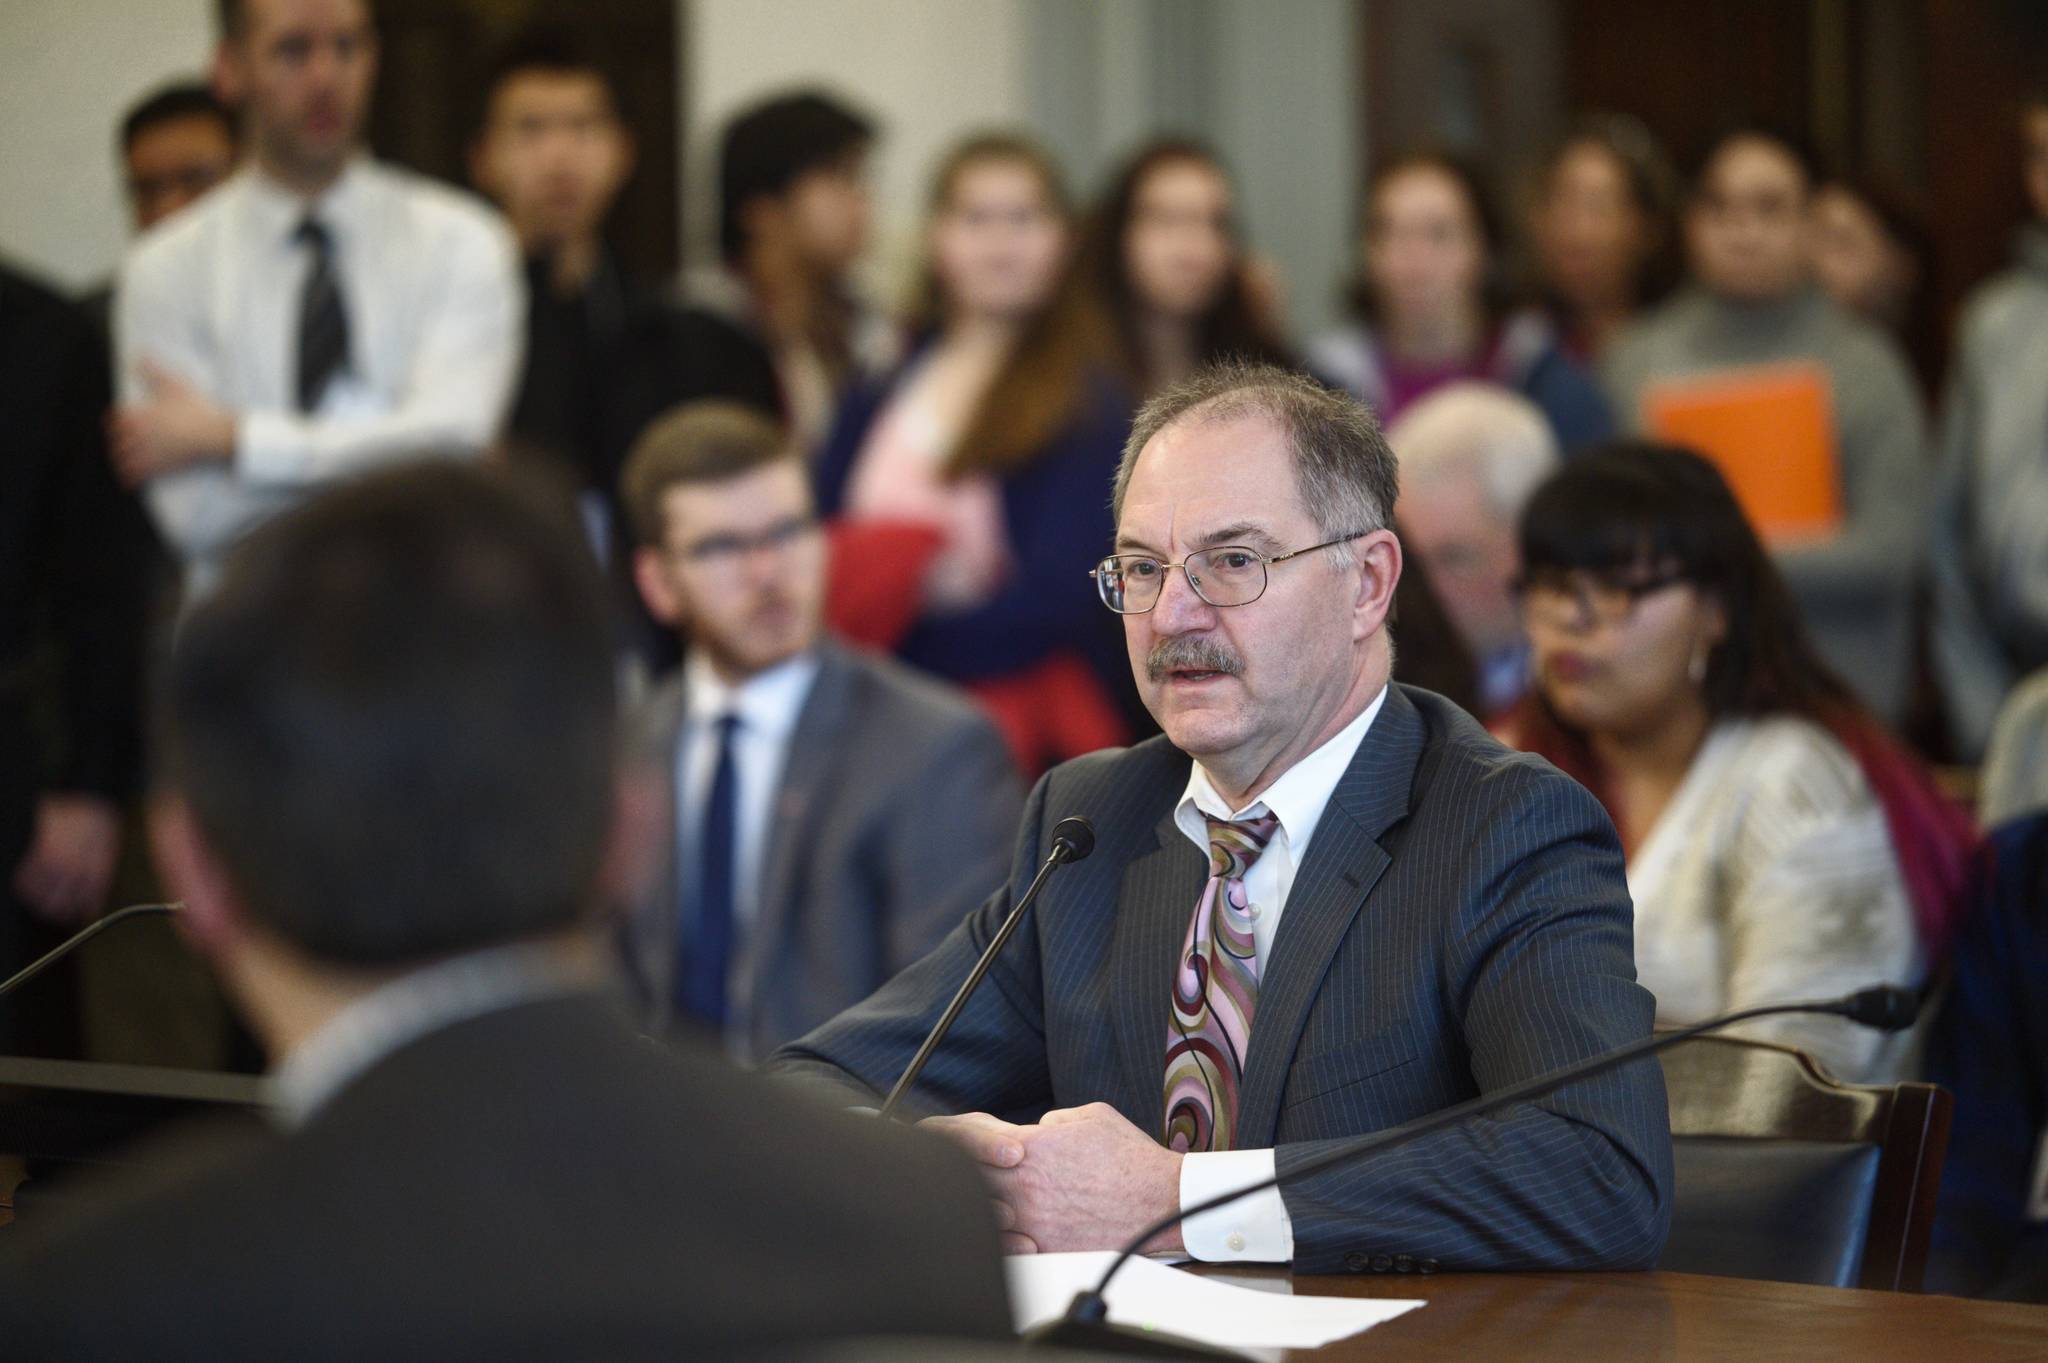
left=1387, top=382, right=1561, bottom=715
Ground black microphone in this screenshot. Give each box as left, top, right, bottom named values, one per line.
left=1029, top=983, right=1921, bottom=1356
left=878, top=816, right=1094, bottom=1122
left=0, top=901, right=185, bottom=1003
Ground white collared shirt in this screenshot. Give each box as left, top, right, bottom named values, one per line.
left=269, top=941, right=586, bottom=1130
left=674, top=648, right=822, bottom=1055
left=115, top=158, right=523, bottom=596
left=1170, top=685, right=1388, bottom=1264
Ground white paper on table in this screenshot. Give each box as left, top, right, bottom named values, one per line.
left=1005, top=1251, right=1425, bottom=1352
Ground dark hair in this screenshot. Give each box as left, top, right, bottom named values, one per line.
left=120, top=81, right=237, bottom=154
left=718, top=91, right=874, bottom=263
left=218, top=0, right=372, bottom=40
left=480, top=26, right=623, bottom=127
left=1114, top=361, right=1400, bottom=555
left=1529, top=113, right=1683, bottom=310
left=1074, top=138, right=1292, bottom=395
left=161, top=462, right=618, bottom=967
left=1514, top=442, right=1855, bottom=734
left=1692, top=121, right=1823, bottom=196
left=620, top=401, right=796, bottom=547
left=1347, top=148, right=1509, bottom=324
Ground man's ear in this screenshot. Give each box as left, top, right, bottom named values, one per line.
left=1353, top=528, right=1404, bottom=643
left=148, top=794, right=244, bottom=963
left=632, top=547, right=688, bottom=628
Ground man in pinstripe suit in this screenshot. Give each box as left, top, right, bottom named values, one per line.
left=770, top=362, right=1673, bottom=1275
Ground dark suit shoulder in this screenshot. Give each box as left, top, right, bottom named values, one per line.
left=832, top=646, right=1010, bottom=758
left=1400, top=684, right=1609, bottom=822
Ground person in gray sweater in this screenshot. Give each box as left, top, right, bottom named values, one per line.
left=1603, top=126, right=1927, bottom=724
left=1929, top=89, right=2048, bottom=761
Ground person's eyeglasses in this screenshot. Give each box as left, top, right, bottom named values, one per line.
left=1510, top=566, right=1689, bottom=626
left=670, top=515, right=819, bottom=572
left=1091, top=533, right=1368, bottom=615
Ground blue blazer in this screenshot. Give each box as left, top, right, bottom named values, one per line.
left=770, top=684, right=1674, bottom=1273
left=1927, top=813, right=2048, bottom=1301
left=813, top=354, right=1134, bottom=692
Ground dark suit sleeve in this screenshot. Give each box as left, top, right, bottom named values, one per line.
left=1273, top=763, right=1673, bottom=1273
left=39, top=298, right=151, bottom=800
left=879, top=714, right=1027, bottom=974
left=767, top=771, right=1055, bottom=1119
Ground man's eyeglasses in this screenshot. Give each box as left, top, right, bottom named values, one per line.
left=1091, top=533, right=1368, bottom=615
left=670, top=515, right=820, bottom=572
left=1510, top=566, right=1689, bottom=626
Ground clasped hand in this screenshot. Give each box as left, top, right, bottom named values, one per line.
left=922, top=1102, right=1186, bottom=1256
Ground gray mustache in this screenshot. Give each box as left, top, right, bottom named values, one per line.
left=1146, top=636, right=1243, bottom=682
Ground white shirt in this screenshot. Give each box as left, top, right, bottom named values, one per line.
left=1626, top=715, right=1924, bottom=1084
left=674, top=649, right=821, bottom=1056
left=269, top=941, right=586, bottom=1129
left=115, top=158, right=523, bottom=595
left=1169, top=685, right=1388, bottom=1264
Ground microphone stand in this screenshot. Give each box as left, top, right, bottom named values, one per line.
left=0, top=902, right=184, bottom=1002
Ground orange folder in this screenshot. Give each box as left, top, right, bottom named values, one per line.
left=1641, top=362, right=1843, bottom=542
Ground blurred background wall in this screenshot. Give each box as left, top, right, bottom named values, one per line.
left=2, top=0, right=2044, bottom=363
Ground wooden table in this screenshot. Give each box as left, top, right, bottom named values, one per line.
left=1208, top=1268, right=2048, bottom=1361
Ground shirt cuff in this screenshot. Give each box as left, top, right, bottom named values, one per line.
left=1179, top=1148, right=1293, bottom=1263
left=236, top=410, right=307, bottom=485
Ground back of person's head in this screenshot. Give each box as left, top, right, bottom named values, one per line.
left=620, top=401, right=798, bottom=549
left=718, top=90, right=874, bottom=263
left=120, top=81, right=237, bottom=153
left=161, top=462, right=617, bottom=967
left=1517, top=442, right=1850, bottom=723
left=1115, top=361, right=1399, bottom=549
left=1387, top=382, right=1558, bottom=521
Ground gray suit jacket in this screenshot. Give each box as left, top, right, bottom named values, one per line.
left=622, top=643, right=1024, bottom=1058
left=769, top=684, right=1674, bottom=1274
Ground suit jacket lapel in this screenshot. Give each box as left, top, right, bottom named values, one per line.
left=1108, top=808, right=1208, bottom=1136
left=747, top=648, right=853, bottom=1032
left=630, top=680, right=692, bottom=1027
left=1234, top=685, right=1426, bottom=1147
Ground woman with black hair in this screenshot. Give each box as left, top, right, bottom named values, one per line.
left=1497, top=443, right=1973, bottom=1082
left=1066, top=138, right=1293, bottom=397
left=1309, top=150, right=1613, bottom=451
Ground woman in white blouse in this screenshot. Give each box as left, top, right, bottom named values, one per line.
left=1495, top=443, right=1972, bottom=1082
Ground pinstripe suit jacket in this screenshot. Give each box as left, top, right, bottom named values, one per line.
left=769, top=683, right=1674, bottom=1273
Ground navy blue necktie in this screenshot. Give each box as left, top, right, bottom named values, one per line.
left=294, top=217, right=350, bottom=413
left=677, top=713, right=741, bottom=1027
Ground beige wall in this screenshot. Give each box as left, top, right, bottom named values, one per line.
left=0, top=0, right=216, bottom=290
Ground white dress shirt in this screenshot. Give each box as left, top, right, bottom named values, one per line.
left=1170, top=685, right=1388, bottom=1263
left=115, top=158, right=523, bottom=595
left=270, top=940, right=587, bottom=1129
left=674, top=649, right=822, bottom=1057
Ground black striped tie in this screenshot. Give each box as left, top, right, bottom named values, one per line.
left=294, top=217, right=350, bottom=413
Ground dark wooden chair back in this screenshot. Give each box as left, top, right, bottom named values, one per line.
left=1658, top=1034, right=1952, bottom=1291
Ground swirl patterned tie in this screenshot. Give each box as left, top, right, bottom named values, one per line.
left=1164, top=812, right=1280, bottom=1153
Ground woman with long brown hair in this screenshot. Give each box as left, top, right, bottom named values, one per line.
left=1496, top=443, right=1973, bottom=1081
left=1068, top=138, right=1292, bottom=397
left=813, top=133, right=1134, bottom=774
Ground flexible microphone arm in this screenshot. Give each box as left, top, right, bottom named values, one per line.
left=0, top=901, right=185, bottom=1003
left=1048, top=983, right=1921, bottom=1337
left=879, top=817, right=1095, bottom=1122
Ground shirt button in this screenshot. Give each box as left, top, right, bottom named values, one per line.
left=1245, top=903, right=1262, bottom=920
left=1226, top=1231, right=1247, bottom=1253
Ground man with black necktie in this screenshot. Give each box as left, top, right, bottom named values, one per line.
left=615, top=403, right=1023, bottom=1061
left=109, top=0, right=522, bottom=600
left=771, top=362, right=1673, bottom=1274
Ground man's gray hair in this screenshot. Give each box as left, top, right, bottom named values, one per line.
left=1385, top=382, right=1559, bottom=522
left=1111, top=361, right=1400, bottom=564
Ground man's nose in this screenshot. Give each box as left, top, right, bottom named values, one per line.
left=1150, top=563, right=1218, bottom=632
